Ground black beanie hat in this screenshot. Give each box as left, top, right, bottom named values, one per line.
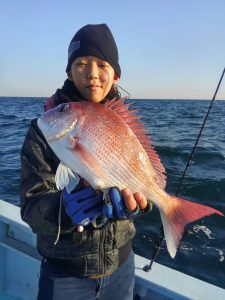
left=66, top=24, right=121, bottom=77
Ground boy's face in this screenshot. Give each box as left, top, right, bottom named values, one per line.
left=68, top=56, right=117, bottom=103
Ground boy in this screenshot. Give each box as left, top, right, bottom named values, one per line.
left=20, top=24, right=151, bottom=300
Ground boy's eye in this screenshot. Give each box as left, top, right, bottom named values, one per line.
left=77, top=62, right=86, bottom=66
left=76, top=61, right=87, bottom=66
left=99, top=63, right=109, bottom=68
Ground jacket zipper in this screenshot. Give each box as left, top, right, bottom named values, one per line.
left=99, top=229, right=105, bottom=274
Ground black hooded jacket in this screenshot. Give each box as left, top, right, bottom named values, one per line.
left=20, top=80, right=136, bottom=277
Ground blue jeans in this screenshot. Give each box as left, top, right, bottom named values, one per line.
left=37, top=251, right=135, bottom=300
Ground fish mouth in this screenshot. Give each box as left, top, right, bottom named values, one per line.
left=47, top=120, right=77, bottom=142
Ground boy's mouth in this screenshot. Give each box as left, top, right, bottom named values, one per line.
left=86, top=84, right=102, bottom=90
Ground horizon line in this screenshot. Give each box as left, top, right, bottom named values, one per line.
left=0, top=96, right=225, bottom=101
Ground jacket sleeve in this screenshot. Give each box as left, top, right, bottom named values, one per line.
left=20, top=119, right=74, bottom=234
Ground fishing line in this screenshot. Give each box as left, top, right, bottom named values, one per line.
left=143, top=67, right=225, bottom=272
left=115, top=83, right=131, bottom=99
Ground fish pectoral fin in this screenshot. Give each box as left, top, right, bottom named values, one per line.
left=55, top=162, right=80, bottom=192
left=75, top=142, right=106, bottom=180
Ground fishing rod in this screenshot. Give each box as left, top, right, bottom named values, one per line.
left=143, top=67, right=225, bottom=272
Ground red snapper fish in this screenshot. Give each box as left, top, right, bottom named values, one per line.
left=37, top=98, right=223, bottom=258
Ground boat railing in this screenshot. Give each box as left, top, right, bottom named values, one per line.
left=0, top=199, right=225, bottom=300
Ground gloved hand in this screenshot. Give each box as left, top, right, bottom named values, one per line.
left=103, top=187, right=146, bottom=220
left=63, top=186, right=103, bottom=226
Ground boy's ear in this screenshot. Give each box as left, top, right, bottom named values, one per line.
left=67, top=71, right=73, bottom=81
left=113, top=73, right=119, bottom=83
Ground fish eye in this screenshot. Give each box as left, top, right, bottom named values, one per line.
left=58, top=103, right=70, bottom=113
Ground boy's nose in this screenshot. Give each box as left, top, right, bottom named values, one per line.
left=86, top=64, right=99, bottom=79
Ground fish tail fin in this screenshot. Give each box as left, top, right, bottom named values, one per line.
left=159, top=195, right=224, bottom=258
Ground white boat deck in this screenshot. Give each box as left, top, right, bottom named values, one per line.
left=0, top=199, right=225, bottom=300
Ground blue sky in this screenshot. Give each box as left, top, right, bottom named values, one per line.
left=1, top=0, right=225, bottom=99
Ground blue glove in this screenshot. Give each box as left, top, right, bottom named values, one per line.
left=63, top=186, right=103, bottom=226
left=103, top=187, right=140, bottom=220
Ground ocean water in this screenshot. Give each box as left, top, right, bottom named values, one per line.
left=0, top=97, right=225, bottom=289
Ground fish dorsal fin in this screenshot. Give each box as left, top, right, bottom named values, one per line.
left=105, top=98, right=166, bottom=189
left=55, top=162, right=80, bottom=193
